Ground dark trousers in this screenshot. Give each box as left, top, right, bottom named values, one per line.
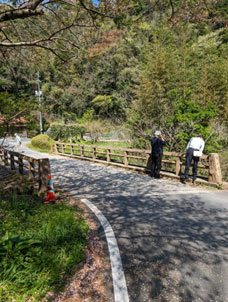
left=150, top=153, right=162, bottom=178
left=184, top=148, right=199, bottom=179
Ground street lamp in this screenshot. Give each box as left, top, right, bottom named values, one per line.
left=35, top=72, right=43, bottom=134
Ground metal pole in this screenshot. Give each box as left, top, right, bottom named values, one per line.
left=37, top=72, right=43, bottom=134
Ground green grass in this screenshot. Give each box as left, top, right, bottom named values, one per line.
left=0, top=192, right=89, bottom=302
left=78, top=140, right=130, bottom=148
left=26, top=143, right=51, bottom=153
left=55, top=139, right=131, bottom=149
left=28, top=140, right=130, bottom=153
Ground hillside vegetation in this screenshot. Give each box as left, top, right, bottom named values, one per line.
left=1, top=0, right=228, bottom=178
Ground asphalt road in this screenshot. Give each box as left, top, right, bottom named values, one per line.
left=50, top=157, right=228, bottom=302
left=2, top=139, right=228, bottom=302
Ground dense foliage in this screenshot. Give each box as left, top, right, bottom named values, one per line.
left=49, top=123, right=85, bottom=142
left=1, top=0, right=228, bottom=154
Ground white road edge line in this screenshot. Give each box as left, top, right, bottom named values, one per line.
left=81, top=198, right=129, bottom=302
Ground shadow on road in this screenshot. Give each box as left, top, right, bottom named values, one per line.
left=50, top=157, right=228, bottom=302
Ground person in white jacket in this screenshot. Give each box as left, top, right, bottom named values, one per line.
left=183, top=135, right=205, bottom=183
left=15, top=133, right=22, bottom=151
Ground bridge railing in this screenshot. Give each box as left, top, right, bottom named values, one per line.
left=0, top=147, right=50, bottom=195
left=53, top=142, right=222, bottom=184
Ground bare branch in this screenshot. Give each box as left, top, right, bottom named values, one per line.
left=0, top=37, right=61, bottom=47
left=0, top=0, right=113, bottom=23
left=43, top=5, right=83, bottom=41
left=50, top=37, right=80, bottom=49
left=78, top=0, right=113, bottom=19
left=0, top=0, right=117, bottom=58
left=7, top=109, right=27, bottom=122
left=11, top=19, right=23, bottom=41
left=0, top=18, right=82, bottom=48
left=23, top=0, right=44, bottom=10
left=0, top=27, right=11, bottom=42
left=35, top=44, right=67, bottom=61
left=169, top=0, right=175, bottom=20
left=0, top=8, right=44, bottom=22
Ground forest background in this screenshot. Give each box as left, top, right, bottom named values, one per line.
left=1, top=0, right=228, bottom=179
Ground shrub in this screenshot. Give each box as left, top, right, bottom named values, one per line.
left=131, top=137, right=150, bottom=150
left=48, top=123, right=85, bottom=142
left=31, top=134, right=52, bottom=150
left=83, top=120, right=106, bottom=143
left=48, top=123, right=62, bottom=141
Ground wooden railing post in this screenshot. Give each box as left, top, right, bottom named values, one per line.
left=92, top=147, right=96, bottom=159
left=55, top=142, right=58, bottom=153
left=124, top=151, right=128, bottom=166
left=146, top=153, right=152, bottom=172
left=70, top=145, right=73, bottom=155
left=80, top=145, right=84, bottom=157
left=38, top=158, right=50, bottom=196
left=0, top=148, right=3, bottom=162
left=62, top=144, right=65, bottom=154
left=10, top=153, right=15, bottom=170
left=29, top=160, right=35, bottom=181
left=4, top=150, right=8, bottom=166
left=18, top=155, right=23, bottom=175
left=175, top=156, right=181, bottom=176
left=107, top=149, right=110, bottom=162
left=208, top=153, right=222, bottom=184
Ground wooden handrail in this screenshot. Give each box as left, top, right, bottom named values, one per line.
left=0, top=147, right=51, bottom=195
left=53, top=142, right=222, bottom=184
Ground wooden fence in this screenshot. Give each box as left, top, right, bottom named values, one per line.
left=0, top=147, right=51, bottom=195
left=53, top=142, right=222, bottom=185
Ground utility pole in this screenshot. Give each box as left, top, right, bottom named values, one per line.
left=35, top=72, right=43, bottom=134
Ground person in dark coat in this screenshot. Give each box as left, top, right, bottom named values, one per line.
left=150, top=130, right=166, bottom=179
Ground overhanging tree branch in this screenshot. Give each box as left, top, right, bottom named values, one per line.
left=0, top=0, right=121, bottom=58
left=0, top=0, right=113, bottom=23
left=0, top=0, right=44, bottom=22
left=0, top=21, right=81, bottom=48
left=0, top=8, right=44, bottom=22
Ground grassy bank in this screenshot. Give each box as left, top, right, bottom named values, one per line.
left=0, top=192, right=89, bottom=302
left=76, top=140, right=131, bottom=148
left=28, top=140, right=130, bottom=153
left=26, top=143, right=51, bottom=153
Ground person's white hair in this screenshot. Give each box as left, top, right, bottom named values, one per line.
left=154, top=130, right=161, bottom=136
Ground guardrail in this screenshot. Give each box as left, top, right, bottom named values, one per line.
left=53, top=142, right=222, bottom=185
left=0, top=147, right=51, bottom=195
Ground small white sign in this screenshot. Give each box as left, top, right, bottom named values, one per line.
left=35, top=90, right=42, bottom=97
